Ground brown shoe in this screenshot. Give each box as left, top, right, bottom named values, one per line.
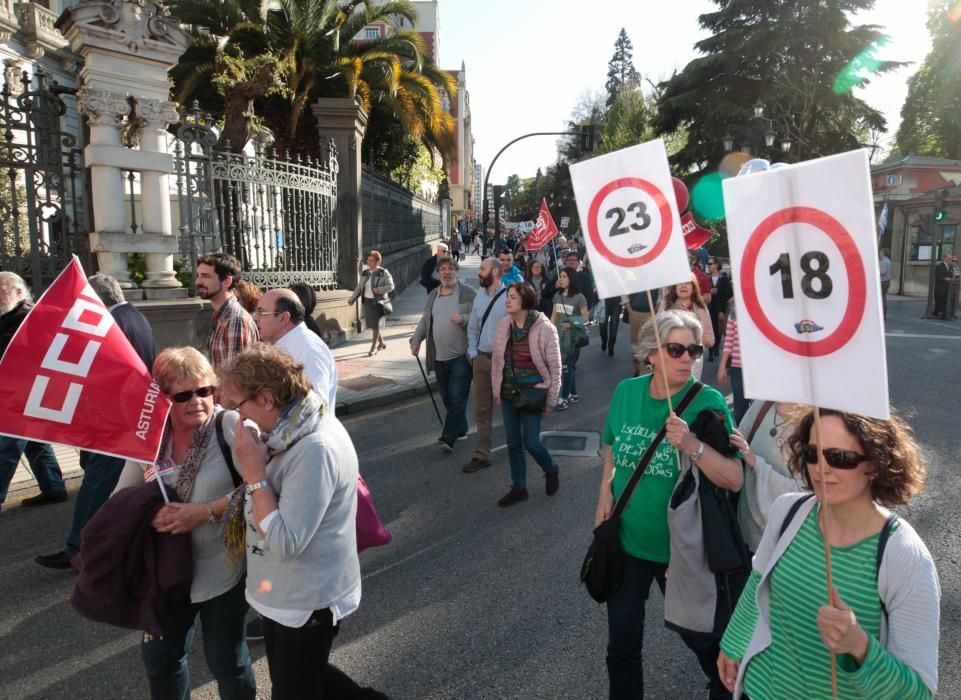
left=21, top=491, right=69, bottom=507
left=545, top=469, right=559, bottom=496
left=462, top=457, right=491, bottom=473
left=497, top=487, right=529, bottom=507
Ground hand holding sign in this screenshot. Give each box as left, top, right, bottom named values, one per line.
left=570, top=139, right=690, bottom=299
left=723, top=150, right=888, bottom=419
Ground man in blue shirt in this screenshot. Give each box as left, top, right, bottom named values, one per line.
left=498, top=250, right=524, bottom=286
left=464, top=258, right=510, bottom=473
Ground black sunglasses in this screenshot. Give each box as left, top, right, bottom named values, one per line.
left=663, top=342, right=704, bottom=360
left=169, top=385, right=215, bottom=403
left=803, top=444, right=872, bottom=470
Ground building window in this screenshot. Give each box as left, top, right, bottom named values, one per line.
left=911, top=223, right=956, bottom=261
left=365, top=28, right=379, bottom=39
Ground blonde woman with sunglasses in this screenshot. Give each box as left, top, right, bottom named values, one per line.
left=718, top=408, right=939, bottom=699
left=112, top=347, right=256, bottom=699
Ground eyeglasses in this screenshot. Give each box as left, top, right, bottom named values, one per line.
left=662, top=342, right=704, bottom=360
left=253, top=310, right=281, bottom=317
left=803, top=444, right=872, bottom=470
left=169, top=385, right=216, bottom=403
left=232, top=396, right=255, bottom=412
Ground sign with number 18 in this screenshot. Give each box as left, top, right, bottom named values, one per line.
left=569, top=139, right=690, bottom=299
left=723, top=150, right=889, bottom=419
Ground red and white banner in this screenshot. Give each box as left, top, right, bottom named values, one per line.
left=526, top=198, right=560, bottom=251
left=0, top=257, right=170, bottom=461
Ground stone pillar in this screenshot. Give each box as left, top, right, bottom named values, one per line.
left=57, top=0, right=191, bottom=297
left=136, top=97, right=182, bottom=289
left=312, top=97, right=368, bottom=291
left=77, top=87, right=132, bottom=285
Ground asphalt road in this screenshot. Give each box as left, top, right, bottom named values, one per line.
left=1, top=295, right=958, bottom=699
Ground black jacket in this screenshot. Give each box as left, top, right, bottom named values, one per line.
left=111, top=302, right=156, bottom=369
left=708, top=274, right=733, bottom=316
left=420, top=255, right=441, bottom=293
left=0, top=300, right=30, bottom=357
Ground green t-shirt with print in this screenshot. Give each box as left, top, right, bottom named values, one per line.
left=601, top=374, right=734, bottom=563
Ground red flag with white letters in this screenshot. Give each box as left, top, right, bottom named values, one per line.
left=0, top=257, right=169, bottom=462
left=526, top=199, right=560, bottom=251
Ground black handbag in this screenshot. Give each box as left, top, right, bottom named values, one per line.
left=580, top=381, right=704, bottom=603
left=689, top=410, right=751, bottom=574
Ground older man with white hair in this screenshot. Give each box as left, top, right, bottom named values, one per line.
left=254, top=288, right=338, bottom=410
left=420, top=241, right=450, bottom=294
left=0, top=272, right=68, bottom=512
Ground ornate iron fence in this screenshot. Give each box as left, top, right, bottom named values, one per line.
left=0, top=68, right=89, bottom=294
left=173, top=105, right=340, bottom=291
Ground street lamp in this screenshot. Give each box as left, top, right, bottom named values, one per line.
left=723, top=99, right=791, bottom=159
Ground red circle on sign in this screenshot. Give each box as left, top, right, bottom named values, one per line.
left=587, top=178, right=673, bottom=267
left=740, top=206, right=866, bottom=357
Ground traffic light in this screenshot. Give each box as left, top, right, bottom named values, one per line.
left=580, top=124, right=594, bottom=153
left=935, top=188, right=949, bottom=221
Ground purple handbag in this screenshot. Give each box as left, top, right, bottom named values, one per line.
left=356, top=475, right=392, bottom=552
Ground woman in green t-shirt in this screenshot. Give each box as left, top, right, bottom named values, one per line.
left=596, top=309, right=743, bottom=699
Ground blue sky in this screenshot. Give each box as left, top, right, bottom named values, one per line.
left=436, top=0, right=931, bottom=182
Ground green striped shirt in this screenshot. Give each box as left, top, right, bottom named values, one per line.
left=721, top=509, right=931, bottom=699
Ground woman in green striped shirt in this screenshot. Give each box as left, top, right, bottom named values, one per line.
left=718, top=408, right=940, bottom=699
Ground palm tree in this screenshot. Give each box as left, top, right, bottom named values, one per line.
left=168, top=0, right=456, bottom=160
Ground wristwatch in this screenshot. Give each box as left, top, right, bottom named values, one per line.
left=689, top=441, right=705, bottom=463
left=245, top=479, right=270, bottom=495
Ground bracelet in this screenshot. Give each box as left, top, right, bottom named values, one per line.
left=245, top=479, right=270, bottom=495
left=206, top=502, right=218, bottom=524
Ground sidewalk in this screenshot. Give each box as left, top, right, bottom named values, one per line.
left=6, top=254, right=486, bottom=501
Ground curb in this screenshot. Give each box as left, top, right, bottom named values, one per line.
left=334, top=377, right=438, bottom=418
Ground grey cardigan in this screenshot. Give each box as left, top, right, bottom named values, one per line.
left=410, top=282, right=476, bottom=372
left=348, top=267, right=395, bottom=305
left=732, top=493, right=940, bottom=697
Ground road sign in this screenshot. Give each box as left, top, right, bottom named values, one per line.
left=570, top=139, right=689, bottom=299
left=723, top=149, right=889, bottom=419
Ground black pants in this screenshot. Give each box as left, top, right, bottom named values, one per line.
left=263, top=609, right=337, bottom=699
left=599, top=298, right=621, bottom=352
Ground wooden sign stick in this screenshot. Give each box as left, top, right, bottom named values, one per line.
left=812, top=405, right=839, bottom=699
left=646, top=289, right=682, bottom=471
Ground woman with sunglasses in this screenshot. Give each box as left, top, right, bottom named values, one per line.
left=112, top=347, right=256, bottom=699
left=597, top=310, right=743, bottom=699
left=656, top=273, right=714, bottom=380
left=718, top=408, right=939, bottom=699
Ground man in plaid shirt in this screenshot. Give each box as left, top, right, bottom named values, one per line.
left=196, top=253, right=259, bottom=370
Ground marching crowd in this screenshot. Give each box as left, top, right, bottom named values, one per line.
left=0, top=205, right=944, bottom=699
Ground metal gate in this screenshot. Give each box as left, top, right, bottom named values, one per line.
left=0, top=68, right=88, bottom=294
left=173, top=104, right=340, bottom=290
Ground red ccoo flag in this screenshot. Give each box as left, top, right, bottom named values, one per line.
left=0, top=257, right=170, bottom=462
left=526, top=198, right=560, bottom=251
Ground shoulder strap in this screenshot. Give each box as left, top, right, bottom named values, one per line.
left=479, top=287, right=507, bottom=335
left=746, top=401, right=776, bottom=443
left=611, top=381, right=704, bottom=520
left=877, top=513, right=899, bottom=621
left=778, top=492, right=816, bottom=538
left=214, top=411, right=242, bottom=488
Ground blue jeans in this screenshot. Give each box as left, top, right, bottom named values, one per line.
left=561, top=349, right=580, bottom=399
left=501, top=398, right=557, bottom=489
left=729, top=367, right=750, bottom=426
left=141, top=578, right=255, bottom=700
left=0, top=437, right=66, bottom=503
left=64, top=451, right=125, bottom=556
left=434, top=355, right=473, bottom=441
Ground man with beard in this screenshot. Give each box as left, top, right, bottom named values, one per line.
left=0, top=272, right=68, bottom=512
left=464, top=257, right=509, bottom=473
left=411, top=257, right=476, bottom=453
left=195, top=252, right=259, bottom=370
